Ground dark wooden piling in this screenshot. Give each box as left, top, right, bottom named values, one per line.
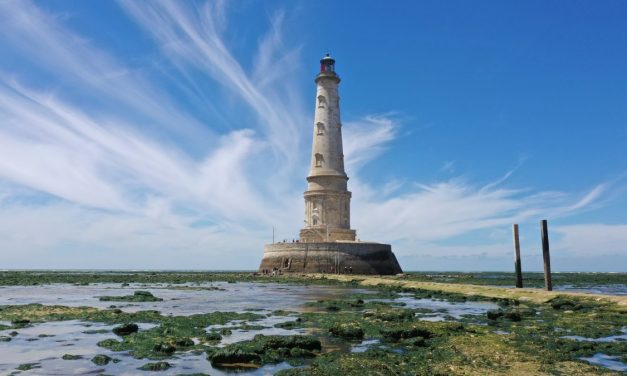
left=540, top=219, right=552, bottom=291
left=513, top=224, right=523, bottom=288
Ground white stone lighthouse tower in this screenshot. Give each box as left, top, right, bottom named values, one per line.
left=258, top=54, right=402, bottom=275
left=300, top=54, right=356, bottom=243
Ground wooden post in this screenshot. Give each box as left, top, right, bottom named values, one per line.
left=512, top=224, right=523, bottom=288
left=540, top=219, right=552, bottom=291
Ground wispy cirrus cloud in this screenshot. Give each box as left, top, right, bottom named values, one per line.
left=0, top=1, right=622, bottom=270
left=118, top=1, right=306, bottom=168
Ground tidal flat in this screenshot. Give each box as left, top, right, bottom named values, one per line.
left=0, top=271, right=625, bottom=375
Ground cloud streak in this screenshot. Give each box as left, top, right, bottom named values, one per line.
left=0, top=1, right=623, bottom=270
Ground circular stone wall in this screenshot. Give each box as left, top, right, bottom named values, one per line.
left=258, top=242, right=402, bottom=275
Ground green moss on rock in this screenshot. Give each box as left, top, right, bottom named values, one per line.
left=329, top=323, right=364, bottom=339
left=139, top=361, right=171, bottom=371
left=99, top=290, right=163, bottom=302
left=91, top=354, right=112, bottom=366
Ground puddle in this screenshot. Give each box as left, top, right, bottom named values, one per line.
left=562, top=328, right=627, bottom=342
left=367, top=294, right=499, bottom=321
left=351, top=339, right=380, bottom=353
left=208, top=315, right=306, bottom=346
left=0, top=283, right=369, bottom=375
left=0, top=282, right=370, bottom=316
left=580, top=353, right=627, bottom=372
left=555, top=284, right=627, bottom=296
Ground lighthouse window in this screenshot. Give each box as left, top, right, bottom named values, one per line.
left=315, top=153, right=323, bottom=167
left=316, top=122, right=325, bottom=135
left=317, top=95, right=326, bottom=108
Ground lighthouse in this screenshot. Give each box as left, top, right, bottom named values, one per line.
left=300, top=54, right=356, bottom=243
left=258, top=54, right=402, bottom=275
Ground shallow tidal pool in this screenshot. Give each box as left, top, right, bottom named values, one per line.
left=1, top=277, right=625, bottom=375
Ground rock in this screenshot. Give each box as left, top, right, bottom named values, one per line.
left=255, top=334, right=321, bottom=351
left=503, top=311, right=522, bottom=322
left=204, top=332, right=222, bottom=341
left=0, top=336, right=11, bottom=342
left=548, top=297, right=584, bottom=311
left=139, top=361, right=171, bottom=371
left=11, top=319, right=30, bottom=328
left=488, top=309, right=521, bottom=322
left=16, top=363, right=40, bottom=371
left=412, top=336, right=427, bottom=347
left=329, top=323, right=364, bottom=339
left=289, top=347, right=316, bottom=357
left=487, top=309, right=504, bottom=320
left=62, top=354, right=82, bottom=360
left=99, top=290, right=163, bottom=302
left=209, top=349, right=261, bottom=365
left=112, top=323, right=139, bottom=336
left=91, top=354, right=112, bottom=366
left=381, top=326, right=432, bottom=340
left=176, top=338, right=194, bottom=347
left=153, top=343, right=176, bottom=355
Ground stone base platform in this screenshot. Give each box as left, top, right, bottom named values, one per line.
left=258, top=242, right=402, bottom=275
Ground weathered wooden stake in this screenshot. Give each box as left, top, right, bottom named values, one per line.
left=512, top=224, right=523, bottom=288
left=540, top=219, right=552, bottom=291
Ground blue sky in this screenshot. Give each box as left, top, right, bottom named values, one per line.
left=0, top=0, right=626, bottom=271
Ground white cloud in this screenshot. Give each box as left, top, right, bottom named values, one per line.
left=0, top=1, right=623, bottom=270
left=553, top=223, right=627, bottom=257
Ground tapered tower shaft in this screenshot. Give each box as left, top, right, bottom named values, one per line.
left=300, top=54, right=356, bottom=242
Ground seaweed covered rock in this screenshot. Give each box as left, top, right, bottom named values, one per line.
left=274, top=318, right=302, bottom=330
left=62, top=354, right=82, bottom=360
left=503, top=311, right=522, bottom=322
left=381, top=325, right=432, bottom=340
left=487, top=309, right=522, bottom=322
left=112, top=323, right=139, bottom=336
left=203, top=332, right=222, bottom=341
left=11, top=319, right=30, bottom=328
left=548, top=297, right=590, bottom=311
left=257, top=335, right=321, bottom=352
left=176, top=338, right=195, bottom=347
left=209, top=349, right=261, bottom=365
left=16, top=363, right=41, bottom=371
left=99, top=290, right=163, bottom=302
left=487, top=309, right=504, bottom=320
left=207, top=335, right=321, bottom=367
left=329, top=323, right=364, bottom=339
left=97, top=338, right=121, bottom=349
left=139, top=361, right=171, bottom=371
left=91, top=354, right=112, bottom=366
left=363, top=308, right=414, bottom=322
left=153, top=343, right=176, bottom=355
